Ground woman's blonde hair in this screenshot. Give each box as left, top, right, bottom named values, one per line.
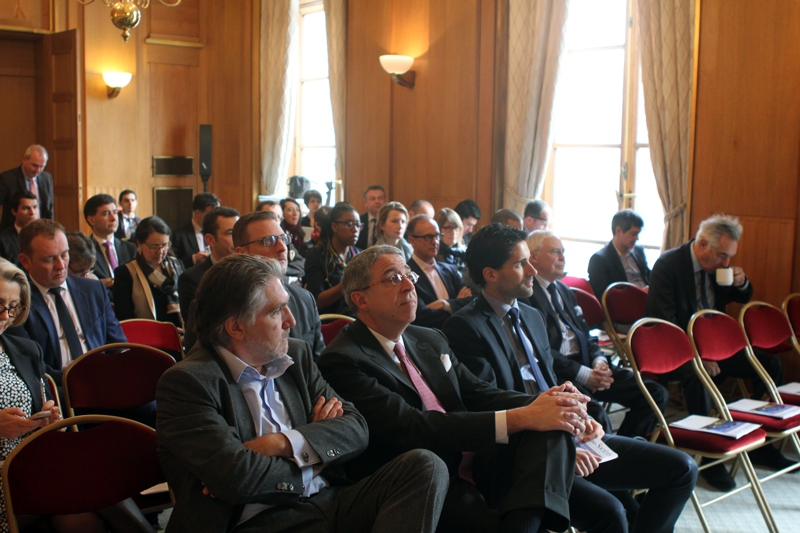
left=376, top=202, right=409, bottom=239
left=0, top=260, right=31, bottom=325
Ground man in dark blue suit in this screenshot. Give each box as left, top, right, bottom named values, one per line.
left=8, top=219, right=127, bottom=386
left=0, top=190, right=39, bottom=266
left=443, top=224, right=697, bottom=533
left=587, top=209, right=651, bottom=299
left=355, top=185, right=385, bottom=250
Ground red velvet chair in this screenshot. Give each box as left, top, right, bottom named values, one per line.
left=561, top=275, right=594, bottom=296
left=627, top=317, right=775, bottom=532
left=319, top=314, right=355, bottom=346
left=120, top=318, right=185, bottom=361
left=601, top=282, right=649, bottom=366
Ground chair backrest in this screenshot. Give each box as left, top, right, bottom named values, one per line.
left=561, top=276, right=594, bottom=296
left=2, top=415, right=165, bottom=532
left=688, top=309, right=748, bottom=362
left=320, top=317, right=355, bottom=345
left=570, top=288, right=604, bottom=329
left=602, top=282, right=649, bottom=325
left=120, top=319, right=185, bottom=360
left=739, top=301, right=793, bottom=351
left=63, top=343, right=175, bottom=416
left=44, top=373, right=59, bottom=410
left=782, top=293, right=800, bottom=336
left=627, top=318, right=696, bottom=375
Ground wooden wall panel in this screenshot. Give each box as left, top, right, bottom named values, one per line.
left=149, top=0, right=200, bottom=42
left=0, top=36, right=37, bottom=171
left=733, top=216, right=795, bottom=306
left=149, top=63, right=198, bottom=157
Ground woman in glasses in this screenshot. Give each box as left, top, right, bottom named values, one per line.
left=305, top=202, right=362, bottom=316
left=374, top=202, right=413, bottom=261
left=113, top=216, right=185, bottom=328
left=435, top=208, right=466, bottom=272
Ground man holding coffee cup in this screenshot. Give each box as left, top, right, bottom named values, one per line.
left=647, top=214, right=792, bottom=490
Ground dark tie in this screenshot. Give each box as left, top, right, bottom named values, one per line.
left=49, top=287, right=83, bottom=360
left=699, top=270, right=711, bottom=309
left=369, top=218, right=377, bottom=246
left=507, top=307, right=551, bottom=391
left=547, top=283, right=590, bottom=366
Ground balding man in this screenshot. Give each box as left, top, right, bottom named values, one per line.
left=0, top=145, right=54, bottom=230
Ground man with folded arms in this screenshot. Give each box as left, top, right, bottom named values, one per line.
left=318, top=244, right=589, bottom=533
left=157, top=254, right=448, bottom=533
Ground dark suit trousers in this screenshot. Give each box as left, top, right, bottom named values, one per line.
left=233, top=450, right=447, bottom=533
left=571, top=435, right=697, bottom=533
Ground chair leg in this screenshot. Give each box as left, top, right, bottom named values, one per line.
left=689, top=490, right=712, bottom=533
left=740, top=451, right=779, bottom=533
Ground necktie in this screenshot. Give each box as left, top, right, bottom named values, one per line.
left=49, top=287, right=83, bottom=360
left=507, top=307, right=550, bottom=391
left=547, top=283, right=590, bottom=366
left=28, top=178, right=38, bottom=200
left=699, top=270, right=711, bottom=309
left=103, top=241, right=119, bottom=270
left=369, top=218, right=377, bottom=246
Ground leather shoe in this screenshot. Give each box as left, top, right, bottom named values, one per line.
left=749, top=444, right=798, bottom=472
left=700, top=462, right=736, bottom=491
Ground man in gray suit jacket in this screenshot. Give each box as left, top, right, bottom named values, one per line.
left=156, top=254, right=448, bottom=533
left=0, top=145, right=54, bottom=230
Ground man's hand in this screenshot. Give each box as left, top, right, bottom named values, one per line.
left=506, top=383, right=590, bottom=435
left=732, top=266, right=746, bottom=287
left=579, top=418, right=605, bottom=442
left=192, top=250, right=210, bottom=265
left=575, top=449, right=600, bottom=477
left=702, top=360, right=721, bottom=377
left=427, top=300, right=452, bottom=313
left=587, top=363, right=614, bottom=392
left=100, top=277, right=114, bottom=288
left=243, top=433, right=292, bottom=458
left=312, top=396, right=343, bottom=422
left=457, top=286, right=472, bottom=298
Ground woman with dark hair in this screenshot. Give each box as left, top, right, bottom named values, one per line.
left=301, top=189, right=323, bottom=228
left=304, top=202, right=361, bottom=316
left=280, top=198, right=305, bottom=252
left=113, top=216, right=185, bottom=328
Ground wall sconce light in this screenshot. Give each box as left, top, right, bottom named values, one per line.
left=379, top=55, right=415, bottom=89
left=103, top=71, right=132, bottom=98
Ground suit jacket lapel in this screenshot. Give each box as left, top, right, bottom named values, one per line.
left=606, top=242, right=627, bottom=281
left=476, top=295, right=521, bottom=378
left=350, top=320, right=417, bottom=394
left=532, top=279, right=559, bottom=324
left=403, top=332, right=463, bottom=412
left=433, top=262, right=456, bottom=299
left=30, top=290, right=59, bottom=358
left=206, top=347, right=258, bottom=442
left=518, top=307, right=558, bottom=387
left=409, top=259, right=435, bottom=303
left=681, top=242, right=699, bottom=315
left=67, top=277, right=94, bottom=349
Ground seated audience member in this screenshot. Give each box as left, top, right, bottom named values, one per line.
left=435, top=207, right=466, bottom=271
left=171, top=192, right=220, bottom=269
left=300, top=205, right=330, bottom=257
left=318, top=245, right=589, bottom=533
left=0, top=261, right=154, bottom=533
left=115, top=189, right=141, bottom=241
left=305, top=202, right=362, bottom=316
left=9, top=220, right=127, bottom=385
left=490, top=208, right=524, bottom=229
left=647, top=214, right=793, bottom=489
left=454, top=199, right=482, bottom=246
left=523, top=230, right=667, bottom=438
left=356, top=185, right=387, bottom=249
left=231, top=210, right=324, bottom=357
left=0, top=144, right=53, bottom=231
left=442, top=224, right=696, bottom=533
left=113, top=216, right=184, bottom=329
left=177, top=206, right=239, bottom=321
left=85, top=194, right=137, bottom=295
left=522, top=199, right=551, bottom=233
left=588, top=209, right=651, bottom=298
left=301, top=189, right=323, bottom=227
left=280, top=197, right=305, bottom=253
left=408, top=199, right=435, bottom=219
left=66, top=232, right=99, bottom=280
left=374, top=201, right=413, bottom=261
left=256, top=199, right=282, bottom=218
left=156, top=254, right=448, bottom=533
left=257, top=199, right=305, bottom=281
left=0, top=190, right=39, bottom=266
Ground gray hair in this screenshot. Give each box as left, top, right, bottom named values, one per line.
left=0, top=261, right=31, bottom=326
left=526, top=229, right=557, bottom=253
left=195, top=254, right=283, bottom=348
left=341, top=245, right=402, bottom=315
left=696, top=214, right=743, bottom=248
left=24, top=144, right=48, bottom=160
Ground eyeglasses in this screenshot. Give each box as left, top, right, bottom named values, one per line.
left=145, top=242, right=171, bottom=251
left=410, top=233, right=443, bottom=243
left=69, top=266, right=94, bottom=278
left=0, top=304, right=26, bottom=318
left=334, top=220, right=363, bottom=230
left=532, top=216, right=549, bottom=223
left=441, top=226, right=457, bottom=232
left=546, top=248, right=565, bottom=257
left=242, top=233, right=291, bottom=248
left=359, top=270, right=419, bottom=291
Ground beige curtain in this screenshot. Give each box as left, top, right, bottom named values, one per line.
left=323, top=0, right=347, bottom=203
left=260, top=0, right=300, bottom=195
left=503, top=0, right=570, bottom=213
left=638, top=0, right=695, bottom=249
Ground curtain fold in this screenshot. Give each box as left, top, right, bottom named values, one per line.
left=260, top=0, right=300, bottom=196
left=323, top=0, right=347, bottom=203
left=638, top=0, right=695, bottom=249
left=503, top=0, right=570, bottom=213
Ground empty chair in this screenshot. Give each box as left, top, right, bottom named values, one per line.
left=121, top=318, right=185, bottom=361
left=602, top=282, right=649, bottom=366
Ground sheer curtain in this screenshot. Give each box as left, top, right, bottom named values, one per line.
left=503, top=0, right=570, bottom=213
left=638, top=0, right=695, bottom=249
left=323, top=0, right=347, bottom=203
left=260, top=0, right=300, bottom=195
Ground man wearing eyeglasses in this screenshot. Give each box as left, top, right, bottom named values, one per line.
left=318, top=244, right=589, bottom=533
left=522, top=200, right=551, bottom=234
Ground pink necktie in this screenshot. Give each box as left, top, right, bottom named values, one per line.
left=103, top=241, right=119, bottom=270
left=28, top=178, right=38, bottom=200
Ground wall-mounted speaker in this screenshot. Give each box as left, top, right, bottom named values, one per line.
left=199, top=124, right=212, bottom=177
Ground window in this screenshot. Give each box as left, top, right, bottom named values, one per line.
left=547, top=0, right=663, bottom=278
left=294, top=1, right=336, bottom=203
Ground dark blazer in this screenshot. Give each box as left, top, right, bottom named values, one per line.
left=0, top=226, right=20, bottom=266
left=647, top=240, right=753, bottom=330
left=156, top=338, right=367, bottom=533
left=113, top=257, right=185, bottom=328
left=355, top=212, right=371, bottom=250
left=177, top=256, right=213, bottom=322
left=90, top=236, right=137, bottom=283
left=115, top=211, right=141, bottom=241
left=408, top=257, right=464, bottom=304
left=0, top=167, right=54, bottom=230
left=587, top=242, right=651, bottom=298
left=171, top=221, right=201, bottom=269
left=7, top=274, right=127, bottom=384
left=442, top=293, right=559, bottom=393
left=3, top=334, right=52, bottom=414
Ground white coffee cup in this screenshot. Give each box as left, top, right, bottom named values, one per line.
left=716, top=267, right=734, bottom=286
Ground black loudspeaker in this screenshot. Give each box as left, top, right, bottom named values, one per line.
left=199, top=124, right=212, bottom=177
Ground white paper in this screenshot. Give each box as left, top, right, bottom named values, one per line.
left=777, top=382, right=800, bottom=395
left=670, top=415, right=761, bottom=439
left=728, top=398, right=800, bottom=420
left=575, top=437, right=618, bottom=463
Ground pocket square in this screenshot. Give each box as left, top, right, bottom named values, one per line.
left=440, top=354, right=452, bottom=372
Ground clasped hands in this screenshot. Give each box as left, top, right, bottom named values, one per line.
left=507, top=382, right=593, bottom=437
left=587, top=362, right=614, bottom=392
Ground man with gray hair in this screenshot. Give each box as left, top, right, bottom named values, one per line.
left=157, top=254, right=448, bottom=533
left=647, top=213, right=792, bottom=490
left=0, top=144, right=54, bottom=230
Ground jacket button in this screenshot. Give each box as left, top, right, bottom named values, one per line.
left=326, top=450, right=336, bottom=457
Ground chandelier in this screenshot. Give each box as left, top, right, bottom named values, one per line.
left=77, top=0, right=183, bottom=43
